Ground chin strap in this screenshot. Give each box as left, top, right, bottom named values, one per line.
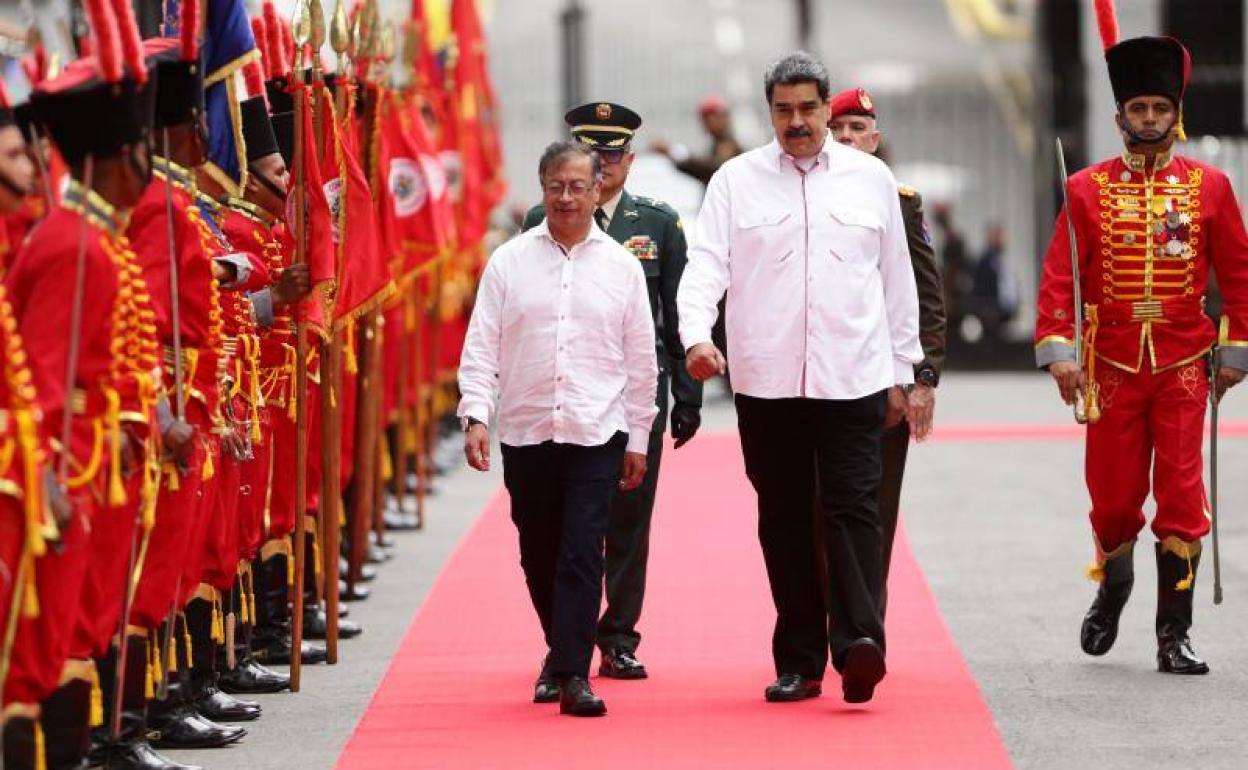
left=0, top=170, right=28, bottom=199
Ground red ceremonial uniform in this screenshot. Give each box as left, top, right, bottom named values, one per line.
left=1035, top=149, right=1248, bottom=549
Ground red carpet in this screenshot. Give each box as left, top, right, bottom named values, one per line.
left=337, top=433, right=1013, bottom=769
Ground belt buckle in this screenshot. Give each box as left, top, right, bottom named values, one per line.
left=1131, top=300, right=1164, bottom=321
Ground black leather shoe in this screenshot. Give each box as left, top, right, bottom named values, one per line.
left=558, top=676, right=606, bottom=717
left=147, top=707, right=246, bottom=749
left=1082, top=541, right=1135, bottom=656
left=533, top=656, right=559, bottom=704
left=255, top=638, right=328, bottom=666
left=1158, top=640, right=1209, bottom=674
left=193, top=686, right=261, bottom=722
left=840, top=638, right=887, bottom=704
left=339, top=580, right=371, bottom=602
left=219, top=659, right=290, bottom=694
left=366, top=542, right=392, bottom=564
left=764, top=674, right=822, bottom=702
left=599, top=648, right=648, bottom=680
left=303, top=606, right=363, bottom=640
left=98, top=741, right=203, bottom=770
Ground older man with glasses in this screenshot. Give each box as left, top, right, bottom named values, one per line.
left=523, top=102, right=702, bottom=688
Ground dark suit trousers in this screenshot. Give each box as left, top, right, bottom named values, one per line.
left=877, top=420, right=911, bottom=617
left=598, top=372, right=669, bottom=653
left=501, top=433, right=627, bottom=678
left=735, top=392, right=887, bottom=680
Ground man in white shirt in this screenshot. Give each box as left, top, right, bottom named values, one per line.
left=457, top=141, right=658, bottom=717
left=678, top=51, right=923, bottom=705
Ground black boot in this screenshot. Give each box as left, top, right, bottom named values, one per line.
left=41, top=676, right=90, bottom=769
left=218, top=594, right=289, bottom=695
left=1081, top=539, right=1135, bottom=656
left=250, top=553, right=327, bottom=666
left=1156, top=541, right=1209, bottom=675
left=185, top=597, right=261, bottom=723
left=302, top=604, right=363, bottom=640
left=3, top=715, right=39, bottom=770
left=96, top=634, right=201, bottom=770
left=148, top=608, right=248, bottom=749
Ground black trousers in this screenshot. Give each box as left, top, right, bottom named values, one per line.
left=501, top=433, right=627, bottom=678
left=736, top=392, right=887, bottom=680
left=598, top=372, right=669, bottom=654
left=877, top=420, right=911, bottom=617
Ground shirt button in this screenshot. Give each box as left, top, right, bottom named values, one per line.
left=555, top=405, right=562, bottom=411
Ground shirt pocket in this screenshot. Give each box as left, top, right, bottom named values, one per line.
left=826, top=206, right=882, bottom=269
left=735, top=211, right=792, bottom=263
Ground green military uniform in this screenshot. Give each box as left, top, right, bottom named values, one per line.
left=878, top=184, right=946, bottom=612
left=522, top=101, right=702, bottom=670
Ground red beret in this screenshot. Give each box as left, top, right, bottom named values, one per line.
left=698, top=94, right=728, bottom=116
left=829, top=87, right=875, bottom=120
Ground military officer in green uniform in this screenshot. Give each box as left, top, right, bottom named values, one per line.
left=523, top=102, right=702, bottom=688
left=828, top=88, right=947, bottom=613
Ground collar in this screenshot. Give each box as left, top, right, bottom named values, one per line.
left=1121, top=146, right=1175, bottom=174
left=153, top=156, right=196, bottom=193
left=227, top=196, right=274, bottom=225
left=772, top=134, right=833, bottom=170
left=534, top=216, right=610, bottom=252
left=61, top=179, right=128, bottom=235
left=598, top=189, right=624, bottom=223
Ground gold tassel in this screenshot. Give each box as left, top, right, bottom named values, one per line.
left=201, top=444, right=215, bottom=481
left=106, top=389, right=127, bottom=506
left=287, top=541, right=295, bottom=585
left=144, top=657, right=155, bottom=699
left=149, top=632, right=162, bottom=685
left=1085, top=563, right=1105, bottom=583
left=34, top=721, right=47, bottom=770
left=163, top=461, right=181, bottom=491
left=15, top=409, right=47, bottom=559
left=22, top=556, right=39, bottom=618
left=1176, top=546, right=1195, bottom=591
left=225, top=612, right=237, bottom=670
left=89, top=666, right=104, bottom=727
left=248, top=567, right=257, bottom=625
left=379, top=432, right=393, bottom=483
left=1176, top=113, right=1187, bottom=142
left=166, top=631, right=178, bottom=674
left=183, top=616, right=193, bottom=666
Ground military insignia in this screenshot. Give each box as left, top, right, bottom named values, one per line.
left=624, top=235, right=658, bottom=260
left=623, top=209, right=640, bottom=219
left=1166, top=174, right=1180, bottom=184
left=388, top=157, right=429, bottom=217
left=322, top=178, right=343, bottom=243
left=1165, top=239, right=1185, bottom=257
left=1119, top=171, right=1132, bottom=182
left=595, top=103, right=612, bottom=121
left=859, top=90, right=873, bottom=111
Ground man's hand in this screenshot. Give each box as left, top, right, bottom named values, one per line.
left=221, top=428, right=250, bottom=461
left=1215, top=365, right=1247, bottom=402
left=162, top=418, right=196, bottom=463
left=619, top=452, right=647, bottom=491
left=884, top=386, right=908, bottom=430
left=906, top=384, right=936, bottom=442
left=650, top=138, right=672, bottom=157
left=1048, top=360, right=1084, bottom=406
left=464, top=423, right=490, bottom=471
left=670, top=404, right=701, bottom=449
left=686, top=342, right=727, bottom=382
left=271, top=264, right=312, bottom=307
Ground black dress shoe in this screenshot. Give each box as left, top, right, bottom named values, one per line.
left=764, top=674, right=822, bottom=702
left=533, top=656, right=559, bottom=704
left=147, top=707, right=247, bottom=749
left=339, top=580, right=371, bottom=601
left=366, top=542, right=392, bottom=564
left=1082, top=541, right=1135, bottom=656
left=1158, top=640, right=1209, bottom=675
left=302, top=607, right=364, bottom=640
left=558, top=676, right=606, bottom=717
left=254, top=638, right=328, bottom=666
left=100, top=740, right=204, bottom=770
left=599, top=648, right=648, bottom=680
left=193, top=686, right=261, bottom=722
left=219, top=659, right=290, bottom=694
left=841, top=638, right=887, bottom=704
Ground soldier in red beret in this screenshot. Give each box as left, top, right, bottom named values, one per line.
left=1035, top=2, right=1248, bottom=675
left=827, top=87, right=946, bottom=610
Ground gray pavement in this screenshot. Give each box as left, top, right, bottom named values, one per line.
left=198, top=373, right=1248, bottom=769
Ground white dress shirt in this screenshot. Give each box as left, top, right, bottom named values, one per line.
left=678, top=137, right=923, bottom=399
left=457, top=220, right=658, bottom=453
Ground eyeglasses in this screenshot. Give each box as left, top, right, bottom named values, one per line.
left=542, top=180, right=595, bottom=197
left=596, top=149, right=627, bottom=165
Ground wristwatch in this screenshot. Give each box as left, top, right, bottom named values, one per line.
left=460, top=416, right=485, bottom=432
left=915, top=365, right=939, bottom=388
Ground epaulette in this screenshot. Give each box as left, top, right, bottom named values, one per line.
left=633, top=195, right=679, bottom=219
left=898, top=184, right=919, bottom=198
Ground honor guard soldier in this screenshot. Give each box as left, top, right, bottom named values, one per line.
left=827, top=87, right=946, bottom=609
left=1035, top=3, right=1248, bottom=675
left=522, top=102, right=702, bottom=693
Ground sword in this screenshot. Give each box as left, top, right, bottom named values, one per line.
left=1209, top=346, right=1223, bottom=605
left=1055, top=139, right=1098, bottom=424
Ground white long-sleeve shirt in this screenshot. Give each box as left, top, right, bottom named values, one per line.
left=457, top=220, right=658, bottom=453
left=678, top=137, right=923, bottom=399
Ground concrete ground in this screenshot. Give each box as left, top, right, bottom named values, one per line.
left=183, top=372, right=1248, bottom=770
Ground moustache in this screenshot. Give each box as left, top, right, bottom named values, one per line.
left=785, top=126, right=813, bottom=139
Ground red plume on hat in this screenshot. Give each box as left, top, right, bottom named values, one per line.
left=252, top=16, right=271, bottom=79
left=244, top=60, right=267, bottom=103
left=1094, top=0, right=1119, bottom=52
left=108, top=0, right=148, bottom=84
left=84, top=0, right=123, bottom=83
left=181, top=0, right=201, bottom=62
left=263, top=1, right=291, bottom=78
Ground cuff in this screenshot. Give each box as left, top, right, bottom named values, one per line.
left=681, top=332, right=714, bottom=354
left=250, top=289, right=275, bottom=328
left=214, top=253, right=252, bottom=289
left=669, top=144, right=691, bottom=163
left=626, top=428, right=650, bottom=454
left=1218, top=346, right=1248, bottom=371
left=1035, top=337, right=1077, bottom=369
left=892, top=358, right=915, bottom=385
left=456, top=399, right=490, bottom=425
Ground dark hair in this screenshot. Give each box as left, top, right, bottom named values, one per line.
left=538, top=140, right=601, bottom=181
left=763, top=51, right=831, bottom=104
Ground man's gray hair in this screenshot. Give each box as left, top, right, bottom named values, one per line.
left=538, top=140, right=602, bottom=181
left=763, top=51, right=831, bottom=104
